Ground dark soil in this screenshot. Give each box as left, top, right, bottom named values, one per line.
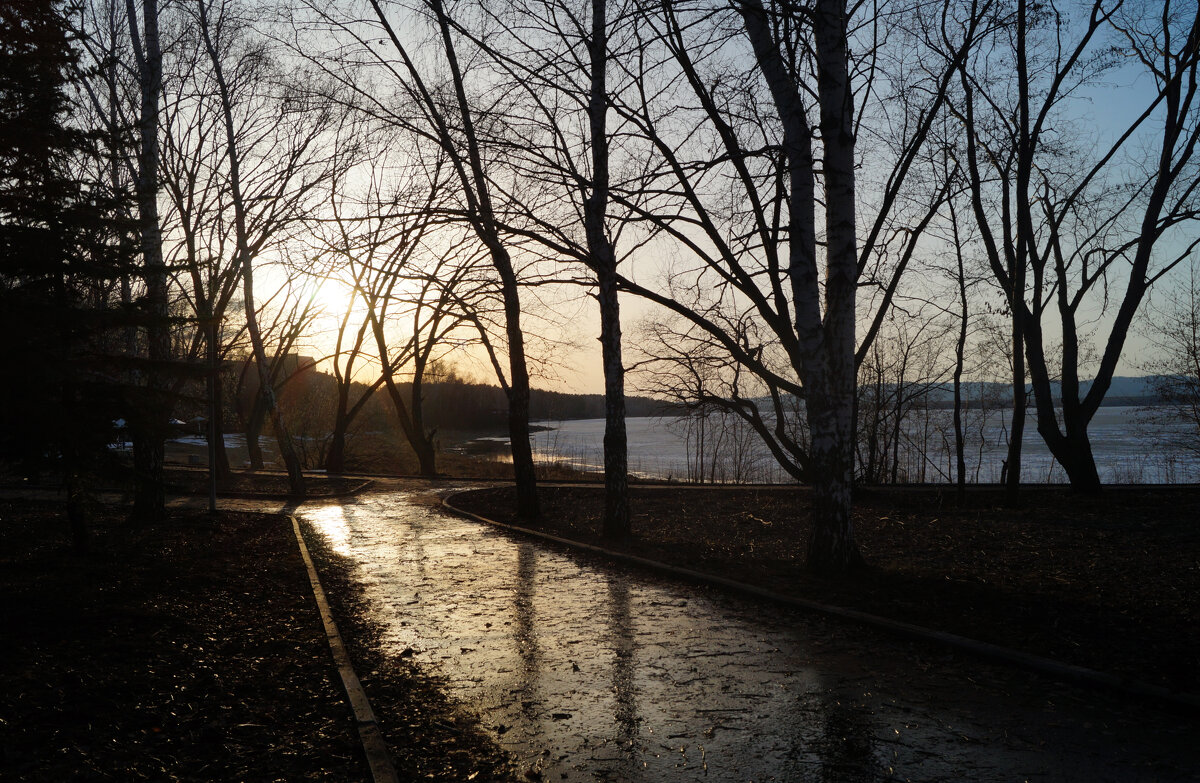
left=0, top=498, right=514, bottom=782
left=161, top=468, right=370, bottom=498
left=0, top=466, right=369, bottom=499
left=449, top=484, right=1200, bottom=696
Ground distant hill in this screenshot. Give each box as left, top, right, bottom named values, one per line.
left=530, top=388, right=676, bottom=420
left=415, top=380, right=677, bottom=431
left=1080, top=375, right=1164, bottom=404
left=922, top=375, right=1167, bottom=408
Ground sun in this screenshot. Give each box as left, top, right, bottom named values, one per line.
left=301, top=273, right=376, bottom=371
left=310, top=274, right=359, bottom=320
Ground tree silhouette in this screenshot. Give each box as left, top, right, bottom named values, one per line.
left=0, top=0, right=134, bottom=548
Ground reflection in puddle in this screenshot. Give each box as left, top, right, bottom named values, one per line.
left=513, top=542, right=540, bottom=717
left=607, top=577, right=639, bottom=746
left=300, top=492, right=1198, bottom=783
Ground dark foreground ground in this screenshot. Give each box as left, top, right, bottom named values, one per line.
left=4, top=476, right=1197, bottom=780
left=451, top=484, right=1200, bottom=698
left=0, top=491, right=514, bottom=782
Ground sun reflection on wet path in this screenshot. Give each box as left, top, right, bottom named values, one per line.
left=304, top=504, right=354, bottom=556
left=299, top=489, right=1197, bottom=782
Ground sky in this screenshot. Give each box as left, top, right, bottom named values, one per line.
left=250, top=0, right=1195, bottom=399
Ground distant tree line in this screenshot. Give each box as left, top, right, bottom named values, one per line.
left=178, top=357, right=673, bottom=471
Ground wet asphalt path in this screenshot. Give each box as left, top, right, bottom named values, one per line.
left=298, top=484, right=1198, bottom=782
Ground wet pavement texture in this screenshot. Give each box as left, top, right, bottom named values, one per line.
left=299, top=486, right=1198, bottom=782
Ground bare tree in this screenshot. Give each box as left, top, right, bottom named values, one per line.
left=188, top=0, right=359, bottom=495
left=308, top=255, right=378, bottom=475
left=321, top=0, right=544, bottom=517
left=440, top=0, right=650, bottom=535
left=950, top=0, right=1200, bottom=491
left=155, top=11, right=255, bottom=483
left=226, top=273, right=320, bottom=469
left=855, top=309, right=954, bottom=485
left=312, top=156, right=476, bottom=476
left=609, top=0, right=981, bottom=572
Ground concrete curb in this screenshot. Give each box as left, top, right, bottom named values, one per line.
left=289, top=515, right=399, bottom=783
left=441, top=494, right=1200, bottom=715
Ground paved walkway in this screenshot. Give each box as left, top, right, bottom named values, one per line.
left=298, top=484, right=1198, bottom=783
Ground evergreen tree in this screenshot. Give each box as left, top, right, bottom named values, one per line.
left=1, top=0, right=133, bottom=549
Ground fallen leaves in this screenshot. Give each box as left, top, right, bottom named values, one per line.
left=0, top=503, right=363, bottom=781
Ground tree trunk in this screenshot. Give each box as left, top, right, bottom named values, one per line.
left=1041, top=411, right=1103, bottom=493
left=1005, top=0, right=1032, bottom=504
left=211, top=372, right=231, bottom=479
left=806, top=394, right=862, bottom=573
left=412, top=435, right=437, bottom=478
left=599, top=266, right=630, bottom=538
left=410, top=355, right=438, bottom=477
left=736, top=0, right=861, bottom=571
left=325, top=411, right=349, bottom=474
left=65, top=470, right=89, bottom=553
left=325, top=384, right=351, bottom=474
left=585, top=0, right=629, bottom=538
left=129, top=0, right=169, bottom=523
left=247, top=334, right=305, bottom=496
left=951, top=200, right=968, bottom=504
left=889, top=397, right=903, bottom=483
left=205, top=318, right=218, bottom=512
left=807, top=0, right=862, bottom=573
left=953, top=323, right=967, bottom=503
left=376, top=380, right=436, bottom=478
left=130, top=428, right=165, bottom=519
left=501, top=275, right=540, bottom=520
left=367, top=311, right=438, bottom=478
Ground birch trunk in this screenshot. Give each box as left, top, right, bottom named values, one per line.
left=736, top=0, right=863, bottom=572
left=585, top=0, right=630, bottom=538
left=806, top=0, right=862, bottom=573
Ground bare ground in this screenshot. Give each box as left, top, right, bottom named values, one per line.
left=0, top=493, right=515, bottom=782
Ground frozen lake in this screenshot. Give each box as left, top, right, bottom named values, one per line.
left=515, top=406, right=1200, bottom=484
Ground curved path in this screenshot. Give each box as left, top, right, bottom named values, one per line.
left=297, top=482, right=1195, bottom=782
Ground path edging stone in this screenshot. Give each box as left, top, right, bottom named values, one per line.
left=441, top=494, right=1200, bottom=715
left=289, top=514, right=399, bottom=783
